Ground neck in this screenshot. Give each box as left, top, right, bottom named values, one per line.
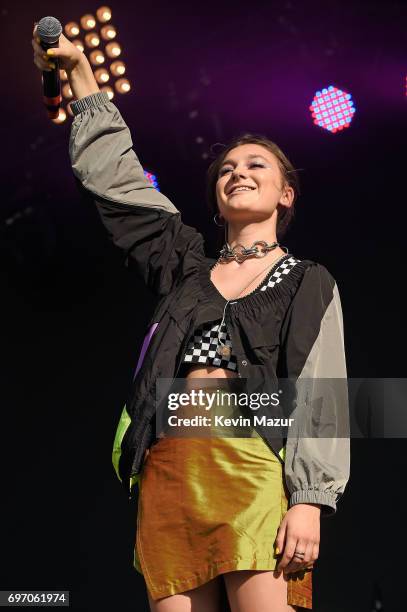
left=226, top=217, right=278, bottom=247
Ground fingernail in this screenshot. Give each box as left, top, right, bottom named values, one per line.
left=275, top=547, right=280, bottom=555
left=47, top=49, right=54, bottom=56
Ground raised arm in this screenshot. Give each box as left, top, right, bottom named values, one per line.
left=32, top=27, right=204, bottom=295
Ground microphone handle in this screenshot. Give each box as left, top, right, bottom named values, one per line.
left=40, top=40, right=61, bottom=119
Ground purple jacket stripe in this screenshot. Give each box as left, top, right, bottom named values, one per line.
left=133, top=323, right=159, bottom=380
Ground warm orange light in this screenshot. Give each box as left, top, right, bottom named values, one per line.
left=89, top=50, right=105, bottom=65
left=94, top=68, right=110, bottom=84
left=115, top=78, right=131, bottom=94
left=100, top=25, right=116, bottom=40
left=110, top=61, right=125, bottom=76
left=52, top=108, right=67, bottom=124
left=105, top=42, right=121, bottom=58
left=64, top=22, right=80, bottom=37
left=85, top=32, right=100, bottom=48
left=62, top=83, right=73, bottom=98
left=59, top=69, right=68, bottom=81
left=100, top=85, right=114, bottom=100
left=96, top=6, right=112, bottom=22
left=72, top=39, right=84, bottom=53
left=80, top=14, right=96, bottom=30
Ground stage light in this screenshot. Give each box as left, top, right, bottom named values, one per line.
left=96, top=6, right=112, bottom=22
left=89, top=50, right=105, bottom=65
left=62, top=83, right=73, bottom=98
left=72, top=39, right=85, bottom=53
left=101, top=25, right=116, bottom=40
left=51, top=108, right=67, bottom=124
left=144, top=171, right=160, bottom=191
left=115, top=78, right=131, bottom=93
left=52, top=8, right=131, bottom=125
left=94, top=68, right=110, bottom=84
left=85, top=32, right=100, bottom=48
left=64, top=22, right=80, bottom=37
left=80, top=14, right=96, bottom=30
left=310, top=85, right=356, bottom=133
left=110, top=61, right=126, bottom=76
left=105, top=42, right=121, bottom=58
left=101, top=85, right=114, bottom=100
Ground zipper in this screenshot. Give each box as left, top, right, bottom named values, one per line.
left=224, top=302, right=242, bottom=379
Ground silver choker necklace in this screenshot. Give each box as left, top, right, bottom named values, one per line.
left=219, top=240, right=280, bottom=264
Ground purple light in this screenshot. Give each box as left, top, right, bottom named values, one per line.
left=144, top=170, right=160, bottom=191
left=309, top=86, right=356, bottom=133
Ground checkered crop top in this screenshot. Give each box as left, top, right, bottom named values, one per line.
left=181, top=255, right=301, bottom=372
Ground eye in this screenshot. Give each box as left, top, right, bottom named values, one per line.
left=218, top=167, right=232, bottom=177
left=249, top=162, right=265, bottom=168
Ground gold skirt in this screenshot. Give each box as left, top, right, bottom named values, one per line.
left=133, top=428, right=313, bottom=608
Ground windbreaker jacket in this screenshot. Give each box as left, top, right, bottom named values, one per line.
left=69, top=91, right=350, bottom=518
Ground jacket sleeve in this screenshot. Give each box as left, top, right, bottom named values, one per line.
left=69, top=91, right=204, bottom=296
left=279, top=262, right=350, bottom=518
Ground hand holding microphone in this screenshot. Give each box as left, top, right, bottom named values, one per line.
left=32, top=17, right=99, bottom=117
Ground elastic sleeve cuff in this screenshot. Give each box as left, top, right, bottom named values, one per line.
left=289, top=489, right=337, bottom=517
left=70, top=91, right=111, bottom=116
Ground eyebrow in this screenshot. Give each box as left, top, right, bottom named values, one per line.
left=220, top=154, right=270, bottom=167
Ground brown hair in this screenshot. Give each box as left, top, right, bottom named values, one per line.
left=206, top=133, right=300, bottom=240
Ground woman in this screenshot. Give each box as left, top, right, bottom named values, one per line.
left=33, top=26, right=350, bottom=612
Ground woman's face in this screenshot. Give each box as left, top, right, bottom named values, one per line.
left=215, top=143, right=293, bottom=223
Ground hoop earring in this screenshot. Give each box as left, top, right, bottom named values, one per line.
left=213, top=213, right=225, bottom=227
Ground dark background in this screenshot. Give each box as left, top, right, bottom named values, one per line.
left=1, top=0, right=406, bottom=610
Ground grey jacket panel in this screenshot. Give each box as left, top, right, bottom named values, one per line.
left=69, top=91, right=178, bottom=213
left=281, top=265, right=350, bottom=516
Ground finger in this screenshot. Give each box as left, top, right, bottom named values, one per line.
left=284, top=553, right=304, bottom=575
left=32, top=38, right=44, bottom=54
left=33, top=45, right=56, bottom=67
left=298, top=540, right=314, bottom=572
left=284, top=539, right=308, bottom=574
left=274, top=518, right=287, bottom=559
left=33, top=49, right=54, bottom=66
left=277, top=536, right=297, bottom=572
left=312, top=542, right=319, bottom=564
left=33, top=56, right=52, bottom=72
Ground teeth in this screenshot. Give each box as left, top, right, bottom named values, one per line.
left=231, top=187, right=253, bottom=193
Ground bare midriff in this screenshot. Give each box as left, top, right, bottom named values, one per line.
left=184, top=364, right=239, bottom=380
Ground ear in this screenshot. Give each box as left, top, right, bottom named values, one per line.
left=278, top=185, right=294, bottom=209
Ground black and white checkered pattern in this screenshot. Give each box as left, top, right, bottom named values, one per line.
left=182, top=256, right=301, bottom=372
left=259, top=256, right=301, bottom=291
left=182, top=320, right=238, bottom=371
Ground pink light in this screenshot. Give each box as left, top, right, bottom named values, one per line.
left=309, top=85, right=356, bottom=133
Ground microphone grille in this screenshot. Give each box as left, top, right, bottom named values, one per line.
left=37, top=16, right=63, bottom=44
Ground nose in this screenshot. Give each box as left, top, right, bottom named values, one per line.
left=231, top=166, right=247, bottom=180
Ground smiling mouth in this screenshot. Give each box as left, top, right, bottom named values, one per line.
left=228, top=187, right=256, bottom=197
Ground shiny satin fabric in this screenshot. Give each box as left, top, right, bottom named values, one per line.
left=133, top=386, right=313, bottom=609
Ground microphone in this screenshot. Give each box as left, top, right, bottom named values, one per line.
left=37, top=16, right=62, bottom=119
